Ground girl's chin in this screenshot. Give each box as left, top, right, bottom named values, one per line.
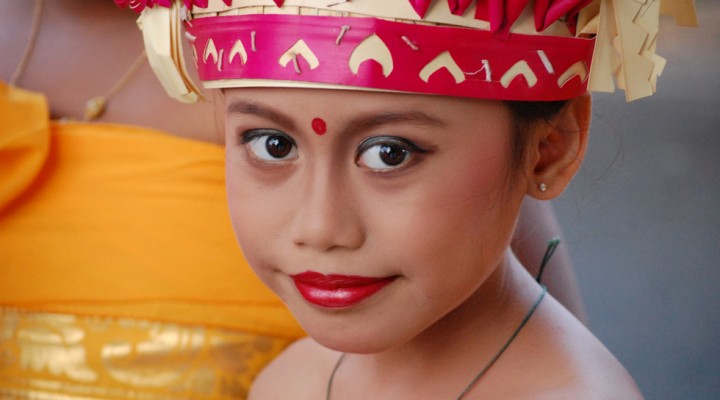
left=298, top=319, right=409, bottom=354
left=312, top=336, right=393, bottom=355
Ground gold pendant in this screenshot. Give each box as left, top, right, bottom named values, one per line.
left=84, top=96, right=107, bottom=121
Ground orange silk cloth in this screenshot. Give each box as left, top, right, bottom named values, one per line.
left=0, top=82, right=304, bottom=399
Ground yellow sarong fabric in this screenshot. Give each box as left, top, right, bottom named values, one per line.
left=0, top=81, right=304, bottom=399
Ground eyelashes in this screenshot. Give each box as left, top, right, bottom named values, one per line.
left=241, top=129, right=298, bottom=162
left=239, top=129, right=429, bottom=173
left=355, top=136, right=429, bottom=172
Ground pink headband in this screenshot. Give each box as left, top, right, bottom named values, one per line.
left=189, top=14, right=594, bottom=101
left=119, top=0, right=697, bottom=103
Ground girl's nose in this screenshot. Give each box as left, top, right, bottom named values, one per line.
left=289, top=169, right=366, bottom=253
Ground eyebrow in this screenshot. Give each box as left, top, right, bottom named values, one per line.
left=226, top=100, right=296, bottom=131
left=342, top=110, right=448, bottom=137
left=226, top=99, right=447, bottom=136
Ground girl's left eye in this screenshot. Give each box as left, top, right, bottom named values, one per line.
left=241, top=129, right=298, bottom=162
left=356, top=136, right=427, bottom=172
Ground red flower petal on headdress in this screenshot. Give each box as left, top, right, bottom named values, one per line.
left=475, top=0, right=530, bottom=37
left=113, top=0, right=168, bottom=12
left=408, top=0, right=433, bottom=18
left=534, top=0, right=593, bottom=33
left=185, top=0, right=208, bottom=8
left=273, top=0, right=285, bottom=7
left=115, top=0, right=225, bottom=12
left=129, top=0, right=152, bottom=13
left=448, top=0, right=474, bottom=15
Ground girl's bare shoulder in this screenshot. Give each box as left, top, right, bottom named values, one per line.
left=249, top=337, right=341, bottom=400
left=494, top=294, right=644, bottom=399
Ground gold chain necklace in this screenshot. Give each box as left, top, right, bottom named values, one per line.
left=10, top=0, right=147, bottom=121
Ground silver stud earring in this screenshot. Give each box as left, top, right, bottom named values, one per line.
left=539, top=183, right=548, bottom=192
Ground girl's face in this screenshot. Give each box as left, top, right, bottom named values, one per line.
left=225, top=88, right=530, bottom=353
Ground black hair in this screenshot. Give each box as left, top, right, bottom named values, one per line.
left=505, top=100, right=569, bottom=169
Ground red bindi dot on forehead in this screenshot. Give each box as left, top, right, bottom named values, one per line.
left=311, top=118, right=327, bottom=135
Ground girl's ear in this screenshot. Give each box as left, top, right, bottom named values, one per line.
left=526, top=93, right=591, bottom=199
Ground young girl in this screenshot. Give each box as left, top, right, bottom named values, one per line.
left=229, top=88, right=608, bottom=399
left=130, top=0, right=694, bottom=398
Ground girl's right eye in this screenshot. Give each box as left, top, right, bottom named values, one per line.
left=241, top=129, right=298, bottom=162
left=355, top=136, right=428, bottom=173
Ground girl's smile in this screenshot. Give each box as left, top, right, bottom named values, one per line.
left=291, top=271, right=398, bottom=309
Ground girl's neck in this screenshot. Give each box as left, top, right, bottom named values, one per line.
left=332, top=250, right=543, bottom=399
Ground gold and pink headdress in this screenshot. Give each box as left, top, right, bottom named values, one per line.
left=117, top=0, right=697, bottom=103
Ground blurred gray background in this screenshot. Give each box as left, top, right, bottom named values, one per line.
left=553, top=1, right=719, bottom=398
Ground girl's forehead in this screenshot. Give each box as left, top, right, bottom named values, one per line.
left=224, top=87, right=499, bottom=111
left=223, top=88, right=513, bottom=139
left=223, top=87, right=510, bottom=130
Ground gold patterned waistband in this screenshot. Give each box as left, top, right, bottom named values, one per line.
left=0, top=307, right=294, bottom=400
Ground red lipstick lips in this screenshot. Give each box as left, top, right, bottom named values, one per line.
left=291, top=271, right=396, bottom=308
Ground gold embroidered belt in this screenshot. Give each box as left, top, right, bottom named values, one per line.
left=0, top=307, right=293, bottom=400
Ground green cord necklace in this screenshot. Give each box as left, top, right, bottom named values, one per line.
left=325, top=238, right=559, bottom=400
left=325, top=286, right=547, bottom=400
